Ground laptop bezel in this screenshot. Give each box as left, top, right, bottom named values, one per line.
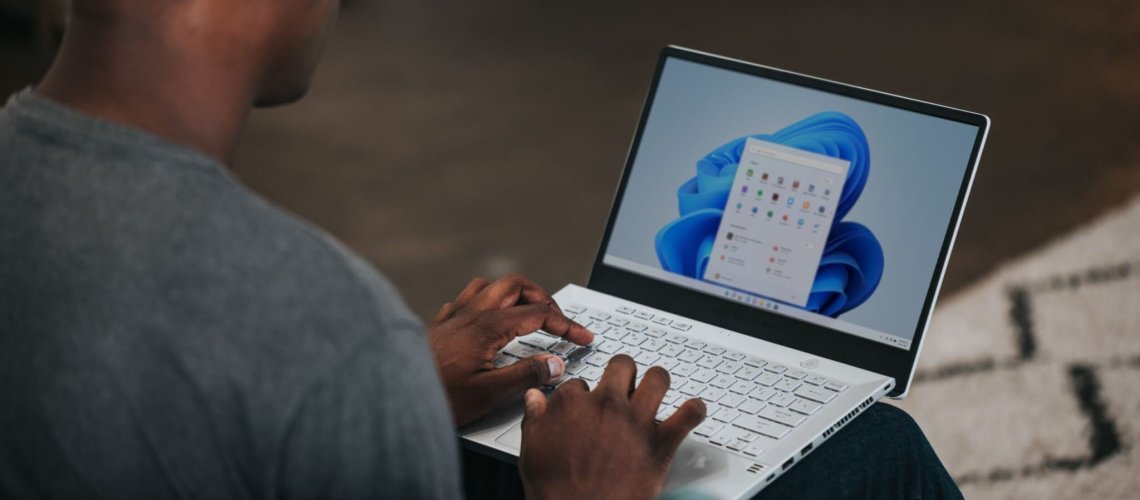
left=586, top=46, right=989, bottom=398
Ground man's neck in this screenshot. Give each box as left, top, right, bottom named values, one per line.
left=36, top=18, right=260, bottom=166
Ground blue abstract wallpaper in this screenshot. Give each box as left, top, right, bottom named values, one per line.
left=654, top=112, right=884, bottom=317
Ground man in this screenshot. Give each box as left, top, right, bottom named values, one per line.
left=0, top=0, right=963, bottom=498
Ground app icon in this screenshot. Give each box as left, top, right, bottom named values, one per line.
left=756, top=189, right=764, bottom=198
left=777, top=176, right=784, bottom=185
left=761, top=173, right=769, bottom=181
left=824, top=188, right=831, bottom=196
left=772, top=245, right=779, bottom=251
left=741, top=185, right=748, bottom=194
left=818, top=205, right=826, bottom=214
left=782, top=214, right=789, bottom=221
left=746, top=168, right=754, bottom=177
left=751, top=206, right=758, bottom=214
left=769, top=257, right=775, bottom=263
left=772, top=193, right=780, bottom=201
left=786, top=197, right=795, bottom=207
left=803, top=201, right=810, bottom=209
left=808, top=184, right=816, bottom=193
left=797, top=218, right=805, bottom=226
left=767, top=210, right=774, bottom=218
left=720, top=254, right=726, bottom=261
left=736, top=202, right=743, bottom=210
left=792, top=180, right=800, bottom=189
left=727, top=232, right=734, bottom=240
left=766, top=267, right=772, bottom=273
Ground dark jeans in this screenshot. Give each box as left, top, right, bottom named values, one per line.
left=462, top=404, right=963, bottom=499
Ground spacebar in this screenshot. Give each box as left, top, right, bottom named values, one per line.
left=733, top=416, right=791, bottom=440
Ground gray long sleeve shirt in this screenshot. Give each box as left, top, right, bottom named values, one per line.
left=0, top=89, right=461, bottom=499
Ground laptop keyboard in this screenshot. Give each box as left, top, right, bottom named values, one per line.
left=494, top=303, right=850, bottom=459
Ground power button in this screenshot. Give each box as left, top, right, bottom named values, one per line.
left=800, top=358, right=820, bottom=369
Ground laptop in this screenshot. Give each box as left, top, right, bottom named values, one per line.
left=461, top=46, right=989, bottom=498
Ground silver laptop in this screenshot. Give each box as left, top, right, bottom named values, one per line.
left=461, top=46, right=989, bottom=499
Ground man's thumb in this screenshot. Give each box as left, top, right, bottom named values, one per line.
left=494, top=354, right=564, bottom=392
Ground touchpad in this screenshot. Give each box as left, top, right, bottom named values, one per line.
left=494, top=422, right=523, bottom=451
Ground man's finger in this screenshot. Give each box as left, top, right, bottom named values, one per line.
left=630, top=366, right=671, bottom=419
left=481, top=304, right=593, bottom=346
left=479, top=354, right=564, bottom=407
left=596, top=355, right=637, bottom=400
left=520, top=388, right=548, bottom=433
left=469, top=274, right=559, bottom=312
left=452, top=277, right=489, bottom=310
left=432, top=302, right=454, bottom=325
left=656, top=398, right=707, bottom=456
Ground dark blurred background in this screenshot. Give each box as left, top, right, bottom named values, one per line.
left=3, top=0, right=1138, bottom=320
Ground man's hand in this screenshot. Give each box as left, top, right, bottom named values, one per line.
left=519, top=355, right=707, bottom=500
left=428, top=274, right=593, bottom=427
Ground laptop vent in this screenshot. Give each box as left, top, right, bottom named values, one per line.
left=745, top=463, right=766, bottom=475
left=821, top=397, right=875, bottom=439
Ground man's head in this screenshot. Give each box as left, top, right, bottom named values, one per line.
left=66, top=0, right=340, bottom=106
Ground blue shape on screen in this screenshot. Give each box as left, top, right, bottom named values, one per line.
left=654, top=112, right=884, bottom=317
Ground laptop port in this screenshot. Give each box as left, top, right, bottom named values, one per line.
left=782, top=458, right=795, bottom=471
left=801, top=443, right=814, bottom=457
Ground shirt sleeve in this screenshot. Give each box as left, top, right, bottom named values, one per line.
left=275, top=317, right=461, bottom=500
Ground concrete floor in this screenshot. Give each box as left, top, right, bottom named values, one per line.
left=3, top=1, right=1139, bottom=320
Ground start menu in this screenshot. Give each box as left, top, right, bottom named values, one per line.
left=703, top=138, right=850, bottom=306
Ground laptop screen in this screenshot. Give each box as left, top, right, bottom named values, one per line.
left=601, top=56, right=981, bottom=350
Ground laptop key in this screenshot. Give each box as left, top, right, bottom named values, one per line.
left=736, top=366, right=763, bottom=381
left=699, top=386, right=727, bottom=403
left=672, top=363, right=698, bottom=378
left=734, top=416, right=791, bottom=440
left=710, top=374, right=735, bottom=389
left=659, top=344, right=684, bottom=358
left=795, top=385, right=837, bottom=404
left=760, top=406, right=806, bottom=427
left=703, top=346, right=727, bottom=356
left=774, top=378, right=802, bottom=392
left=665, top=333, right=688, bottom=344
left=691, top=369, right=717, bottom=383
left=755, top=372, right=781, bottom=387
left=626, top=322, right=649, bottom=333
left=769, top=393, right=796, bottom=407
left=804, top=375, right=828, bottom=386
left=694, top=422, right=724, bottom=438
left=824, top=381, right=849, bottom=393
left=520, top=334, right=559, bottom=350
left=739, top=399, right=766, bottom=415
left=615, top=305, right=635, bottom=315
left=677, top=349, right=703, bottom=363
left=671, top=322, right=693, bottom=331
left=696, top=355, right=722, bottom=370
left=743, top=442, right=766, bottom=457
left=493, top=353, right=518, bottom=368
left=641, top=338, right=667, bottom=352
left=744, top=357, right=768, bottom=368
left=566, top=304, right=587, bottom=314
left=788, top=398, right=822, bottom=416
left=719, top=393, right=747, bottom=408
left=580, top=366, right=604, bottom=381
left=634, top=311, right=654, bottom=321
left=729, top=380, right=757, bottom=396
left=646, top=328, right=669, bottom=338
left=587, top=311, right=611, bottom=321
left=786, top=370, right=808, bottom=380
left=680, top=381, right=704, bottom=396
left=685, top=340, right=707, bottom=350
left=716, top=361, right=742, bottom=375
left=656, top=358, right=679, bottom=372
left=652, top=316, right=672, bottom=326
left=751, top=388, right=777, bottom=401
left=724, top=351, right=747, bottom=362
left=764, top=364, right=789, bottom=375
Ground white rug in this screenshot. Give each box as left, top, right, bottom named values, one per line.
left=890, top=196, right=1140, bottom=499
